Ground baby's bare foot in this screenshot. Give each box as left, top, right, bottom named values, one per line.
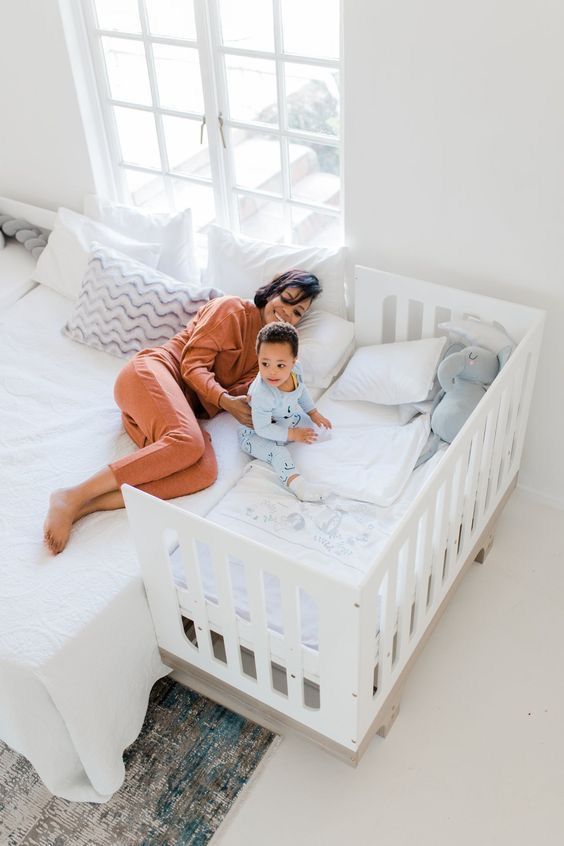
left=44, top=489, right=81, bottom=554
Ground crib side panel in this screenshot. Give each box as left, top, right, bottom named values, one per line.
left=355, top=318, right=543, bottom=743
left=123, top=486, right=365, bottom=754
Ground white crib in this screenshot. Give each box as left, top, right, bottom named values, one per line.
left=124, top=266, right=545, bottom=764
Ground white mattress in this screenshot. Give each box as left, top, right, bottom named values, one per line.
left=0, top=241, right=38, bottom=310
left=0, top=285, right=251, bottom=801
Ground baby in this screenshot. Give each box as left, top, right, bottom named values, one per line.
left=239, top=322, right=332, bottom=501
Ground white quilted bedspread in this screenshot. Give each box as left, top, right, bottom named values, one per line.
left=0, top=286, right=249, bottom=802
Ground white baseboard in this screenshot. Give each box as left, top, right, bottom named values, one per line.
left=516, top=481, right=564, bottom=512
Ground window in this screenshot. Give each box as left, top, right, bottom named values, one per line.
left=70, top=0, right=342, bottom=251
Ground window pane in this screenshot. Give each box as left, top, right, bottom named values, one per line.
left=219, top=0, right=274, bottom=51
left=101, top=37, right=151, bottom=106
left=288, top=140, right=339, bottom=208
left=238, top=194, right=286, bottom=242
left=281, top=0, right=339, bottom=59
left=145, top=0, right=197, bottom=40
left=122, top=168, right=168, bottom=211
left=113, top=106, right=161, bottom=169
left=94, top=0, right=141, bottom=33
left=231, top=130, right=282, bottom=195
left=171, top=179, right=216, bottom=235
left=163, top=115, right=211, bottom=178
left=225, top=56, right=278, bottom=125
left=153, top=44, right=204, bottom=114
left=290, top=205, right=341, bottom=246
left=284, top=63, right=339, bottom=137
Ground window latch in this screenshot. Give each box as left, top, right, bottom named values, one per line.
left=200, top=114, right=206, bottom=144
left=218, top=113, right=227, bottom=149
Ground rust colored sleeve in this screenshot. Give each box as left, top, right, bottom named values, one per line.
left=180, top=299, right=245, bottom=416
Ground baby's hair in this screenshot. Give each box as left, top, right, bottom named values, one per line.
left=256, top=322, right=299, bottom=358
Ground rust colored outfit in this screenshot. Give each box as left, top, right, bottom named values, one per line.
left=110, top=296, right=262, bottom=499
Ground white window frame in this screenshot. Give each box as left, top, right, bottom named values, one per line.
left=59, top=0, right=343, bottom=245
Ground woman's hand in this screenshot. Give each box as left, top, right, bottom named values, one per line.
left=288, top=427, right=318, bottom=444
left=309, top=410, right=332, bottom=430
left=219, top=393, right=253, bottom=426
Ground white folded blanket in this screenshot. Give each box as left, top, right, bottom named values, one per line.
left=289, top=414, right=430, bottom=506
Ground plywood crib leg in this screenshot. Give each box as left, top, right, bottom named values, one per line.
left=474, top=531, right=495, bottom=564
left=376, top=699, right=401, bottom=738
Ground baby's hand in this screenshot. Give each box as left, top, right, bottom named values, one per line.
left=310, top=410, right=332, bottom=430
left=289, top=427, right=318, bottom=444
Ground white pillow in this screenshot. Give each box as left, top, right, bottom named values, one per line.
left=84, top=194, right=199, bottom=285
left=316, top=385, right=419, bottom=428
left=332, top=337, right=447, bottom=405
left=204, top=224, right=347, bottom=318
left=31, top=207, right=161, bottom=300
left=296, top=309, right=355, bottom=389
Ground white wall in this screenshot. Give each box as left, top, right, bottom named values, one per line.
left=0, top=0, right=95, bottom=210
left=344, top=0, right=564, bottom=506
left=0, top=0, right=561, bottom=503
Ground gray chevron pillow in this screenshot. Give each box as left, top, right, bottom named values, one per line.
left=63, top=244, right=222, bottom=358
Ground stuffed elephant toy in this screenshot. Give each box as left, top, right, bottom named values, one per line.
left=431, top=344, right=511, bottom=443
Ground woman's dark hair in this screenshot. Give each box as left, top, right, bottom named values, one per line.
left=253, top=269, right=321, bottom=309
left=256, top=322, right=299, bottom=357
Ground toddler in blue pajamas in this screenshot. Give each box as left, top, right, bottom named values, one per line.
left=239, top=322, right=332, bottom=501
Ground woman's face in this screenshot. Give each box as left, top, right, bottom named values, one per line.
left=262, top=286, right=312, bottom=326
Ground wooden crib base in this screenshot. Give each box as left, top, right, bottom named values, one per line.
left=167, top=473, right=518, bottom=766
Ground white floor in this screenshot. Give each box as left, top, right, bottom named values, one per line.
left=214, top=488, right=564, bottom=846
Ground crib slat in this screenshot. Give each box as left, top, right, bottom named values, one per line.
left=413, top=510, right=432, bottom=639
left=484, top=388, right=510, bottom=513
left=474, top=407, right=497, bottom=529
left=397, top=537, right=416, bottom=663
left=211, top=549, right=243, bottom=672
left=460, top=426, right=485, bottom=552
left=428, top=477, right=451, bottom=614
left=280, top=580, right=304, bottom=706
left=395, top=297, right=410, bottom=341
left=421, top=303, right=436, bottom=339
left=505, top=358, right=527, bottom=480
left=444, top=453, right=468, bottom=582
left=378, top=558, right=398, bottom=693
left=244, top=564, right=273, bottom=690
left=177, top=536, right=214, bottom=664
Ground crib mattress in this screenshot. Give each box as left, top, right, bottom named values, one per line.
left=0, top=285, right=252, bottom=801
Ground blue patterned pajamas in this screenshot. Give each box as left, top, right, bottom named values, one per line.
left=239, top=361, right=316, bottom=484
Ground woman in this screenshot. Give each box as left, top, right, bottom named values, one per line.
left=44, top=269, right=321, bottom=554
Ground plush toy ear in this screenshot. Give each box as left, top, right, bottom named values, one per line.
left=497, top=344, right=513, bottom=370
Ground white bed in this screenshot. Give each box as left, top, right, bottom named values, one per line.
left=0, top=285, right=253, bottom=802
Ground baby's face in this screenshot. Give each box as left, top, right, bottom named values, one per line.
left=258, top=341, right=296, bottom=389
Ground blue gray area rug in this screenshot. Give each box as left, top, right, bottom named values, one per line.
left=0, top=677, right=277, bottom=845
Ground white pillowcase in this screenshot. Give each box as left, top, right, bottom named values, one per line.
left=316, top=386, right=419, bottom=427
left=83, top=194, right=199, bottom=285
left=32, top=207, right=161, bottom=301
left=296, top=309, right=355, bottom=389
left=332, top=337, right=447, bottom=405
left=204, top=225, right=347, bottom=318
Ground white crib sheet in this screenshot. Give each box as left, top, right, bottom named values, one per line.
left=170, top=447, right=445, bottom=649
left=0, top=285, right=250, bottom=801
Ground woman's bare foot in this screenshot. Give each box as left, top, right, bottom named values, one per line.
left=44, top=488, right=82, bottom=554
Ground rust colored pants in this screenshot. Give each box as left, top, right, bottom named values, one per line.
left=109, top=350, right=218, bottom=499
